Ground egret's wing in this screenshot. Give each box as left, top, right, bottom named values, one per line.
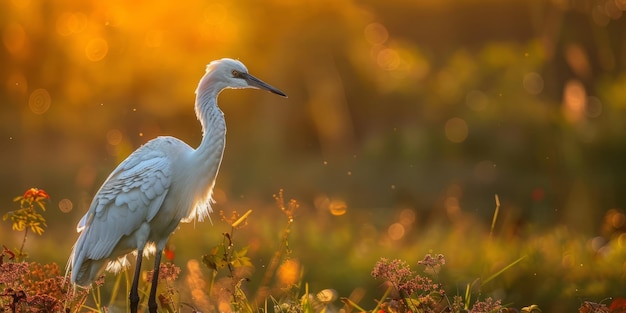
left=74, top=138, right=174, bottom=262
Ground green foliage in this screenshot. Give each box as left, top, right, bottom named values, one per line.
left=202, top=244, right=253, bottom=272
left=5, top=211, right=46, bottom=235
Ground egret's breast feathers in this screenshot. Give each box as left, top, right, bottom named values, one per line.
left=179, top=128, right=224, bottom=224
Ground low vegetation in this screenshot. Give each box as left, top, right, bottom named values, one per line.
left=1, top=188, right=625, bottom=312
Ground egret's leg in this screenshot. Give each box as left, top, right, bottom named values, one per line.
left=130, top=250, right=144, bottom=313
left=147, top=250, right=163, bottom=313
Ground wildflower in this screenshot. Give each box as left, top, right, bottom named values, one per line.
left=28, top=293, right=64, bottom=312
left=451, top=295, right=465, bottom=312
left=1, top=288, right=27, bottom=312
left=470, top=297, right=502, bottom=313
left=371, top=258, right=413, bottom=284
left=412, top=275, right=438, bottom=294
left=418, top=254, right=446, bottom=267
left=146, top=262, right=181, bottom=283
left=371, top=258, right=415, bottom=295
left=372, top=257, right=444, bottom=299
left=21, top=188, right=50, bottom=205
left=4, top=188, right=50, bottom=247
left=418, top=254, right=446, bottom=276
left=0, top=262, right=29, bottom=285
left=578, top=301, right=608, bottom=313
left=94, top=275, right=106, bottom=287
left=274, top=189, right=299, bottom=221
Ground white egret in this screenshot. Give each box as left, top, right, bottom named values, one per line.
left=68, top=58, right=286, bottom=313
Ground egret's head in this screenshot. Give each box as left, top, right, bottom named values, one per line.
left=197, top=58, right=286, bottom=97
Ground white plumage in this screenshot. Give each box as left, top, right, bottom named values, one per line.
left=68, top=58, right=286, bottom=313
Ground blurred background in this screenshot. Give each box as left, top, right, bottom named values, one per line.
left=2, top=0, right=626, bottom=311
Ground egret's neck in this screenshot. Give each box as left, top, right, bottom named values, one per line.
left=180, top=88, right=226, bottom=222
left=174, top=82, right=226, bottom=223
left=194, top=90, right=226, bottom=155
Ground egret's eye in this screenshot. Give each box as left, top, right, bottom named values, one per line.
left=232, top=70, right=241, bottom=78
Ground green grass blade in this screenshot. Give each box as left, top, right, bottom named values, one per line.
left=489, top=194, right=501, bottom=240
left=483, top=255, right=527, bottom=285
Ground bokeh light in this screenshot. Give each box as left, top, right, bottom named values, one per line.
left=377, top=48, right=401, bottom=71
left=531, top=188, right=545, bottom=202
left=85, top=37, right=109, bottom=62
left=444, top=117, right=469, bottom=143
left=314, top=194, right=349, bottom=216
left=562, top=253, right=575, bottom=268
left=364, top=23, right=388, bottom=46
left=28, top=88, right=51, bottom=115
left=329, top=199, right=347, bottom=216
left=75, top=165, right=97, bottom=189
left=604, top=208, right=626, bottom=230
left=387, top=222, right=405, bottom=240
left=106, top=129, right=123, bottom=146
left=277, top=259, right=300, bottom=286
left=474, top=160, right=497, bottom=183
left=2, top=22, right=26, bottom=55
left=58, top=198, right=73, bottom=213
left=523, top=72, right=544, bottom=95
left=399, top=208, right=415, bottom=226
left=186, top=259, right=210, bottom=311
left=56, top=12, right=88, bottom=36
left=610, top=211, right=625, bottom=228
left=445, top=196, right=461, bottom=220
left=565, top=44, right=591, bottom=78
left=585, top=96, right=603, bottom=118
left=562, top=80, right=586, bottom=123
left=466, top=90, right=489, bottom=111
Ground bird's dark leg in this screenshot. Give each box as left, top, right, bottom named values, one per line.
left=130, top=250, right=143, bottom=313
left=147, top=250, right=163, bottom=313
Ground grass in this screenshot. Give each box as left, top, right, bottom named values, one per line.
left=1, top=188, right=626, bottom=312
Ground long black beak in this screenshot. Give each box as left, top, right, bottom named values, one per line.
left=243, top=73, right=287, bottom=97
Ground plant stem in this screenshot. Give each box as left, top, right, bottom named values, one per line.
left=489, top=194, right=501, bottom=240
left=18, top=228, right=29, bottom=260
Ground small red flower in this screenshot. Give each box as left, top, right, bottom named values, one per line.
left=164, top=247, right=175, bottom=262
left=23, top=188, right=50, bottom=203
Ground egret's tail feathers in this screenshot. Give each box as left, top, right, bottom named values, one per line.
left=72, top=255, right=134, bottom=287
left=72, top=258, right=107, bottom=287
